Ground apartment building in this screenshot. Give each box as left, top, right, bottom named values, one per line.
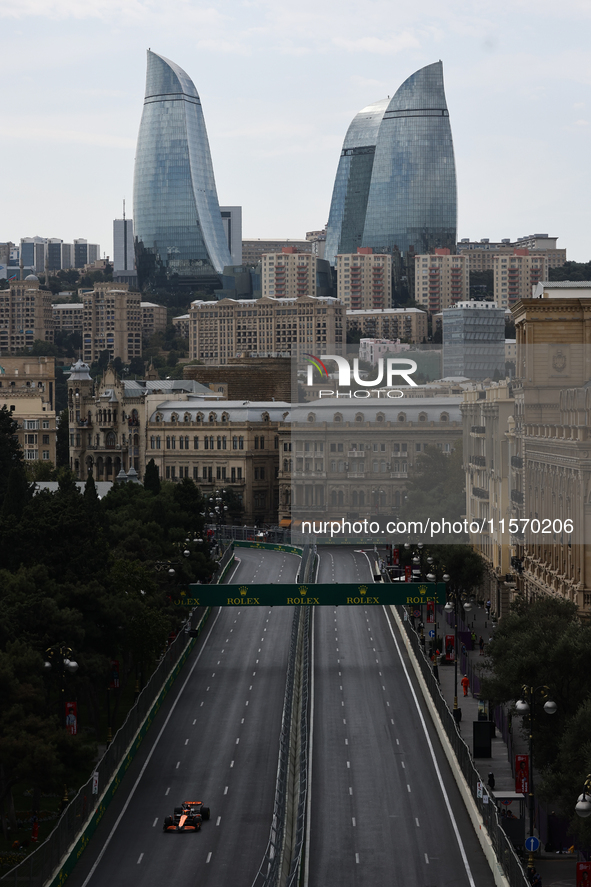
left=0, top=276, right=54, bottom=354
left=0, top=356, right=57, bottom=464
left=442, top=301, right=505, bottom=380
left=172, top=314, right=190, bottom=339
left=414, top=249, right=469, bottom=312
left=457, top=235, right=566, bottom=271
left=141, top=302, right=167, bottom=338
left=335, top=248, right=392, bottom=310
left=242, top=240, right=312, bottom=266
left=346, top=308, right=428, bottom=344
left=280, top=397, right=462, bottom=527
left=492, top=250, right=548, bottom=308
left=189, top=295, right=344, bottom=365
left=460, top=382, right=515, bottom=616
left=261, top=247, right=332, bottom=299
left=81, top=283, right=142, bottom=364
left=53, top=303, right=84, bottom=336
left=508, top=291, right=591, bottom=617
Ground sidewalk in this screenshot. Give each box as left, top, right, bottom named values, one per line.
left=430, top=602, right=577, bottom=887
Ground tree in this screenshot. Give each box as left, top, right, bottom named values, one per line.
left=56, top=408, right=69, bottom=468
left=1, top=466, right=33, bottom=519
left=399, top=441, right=466, bottom=539
left=0, top=406, right=24, bottom=506
left=24, top=459, right=56, bottom=482
left=480, top=596, right=591, bottom=783
left=144, top=458, right=161, bottom=494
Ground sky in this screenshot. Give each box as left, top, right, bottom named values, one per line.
left=2, top=0, right=590, bottom=262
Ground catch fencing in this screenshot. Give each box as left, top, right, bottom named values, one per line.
left=1, top=606, right=212, bottom=887
left=397, top=607, right=531, bottom=887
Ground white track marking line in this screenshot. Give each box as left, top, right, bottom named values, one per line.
left=236, top=737, right=240, bottom=744
left=355, top=853, right=360, bottom=864
left=165, top=787, right=170, bottom=795
left=152, top=818, right=158, bottom=827
left=347, top=761, right=350, bottom=768
left=416, top=817, right=420, bottom=826
left=231, top=760, right=234, bottom=767
left=352, top=817, right=356, bottom=827
left=224, top=786, right=228, bottom=795
left=206, top=852, right=212, bottom=863
left=137, top=853, right=144, bottom=864
left=349, top=787, right=353, bottom=795
left=193, top=719, right=197, bottom=724
left=216, top=816, right=221, bottom=826
left=176, top=762, right=180, bottom=769
left=185, top=739, right=189, bottom=745
left=79, top=608, right=222, bottom=887
left=425, top=853, right=430, bottom=864
left=383, top=605, right=477, bottom=887
left=407, top=785, right=411, bottom=792
left=303, top=607, right=316, bottom=887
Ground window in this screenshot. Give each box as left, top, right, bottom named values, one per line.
left=260, top=436, right=265, bottom=449
left=217, top=436, right=222, bottom=450
left=237, top=467, right=242, bottom=480
left=194, top=436, right=199, bottom=449
left=260, top=467, right=265, bottom=480
left=233, top=436, right=238, bottom=449
left=254, top=436, right=259, bottom=450
left=193, top=466, right=199, bottom=480
left=231, top=467, right=236, bottom=482
left=42, top=450, right=50, bottom=460
left=239, top=436, right=244, bottom=450
left=274, top=436, right=279, bottom=449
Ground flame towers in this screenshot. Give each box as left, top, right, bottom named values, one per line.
left=133, top=50, right=231, bottom=289
left=325, top=61, right=457, bottom=265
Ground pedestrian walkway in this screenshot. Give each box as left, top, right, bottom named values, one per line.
left=428, top=602, right=577, bottom=887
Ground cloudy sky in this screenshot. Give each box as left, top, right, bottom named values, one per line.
left=2, top=0, right=590, bottom=261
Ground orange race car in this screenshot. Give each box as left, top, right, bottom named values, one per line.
left=162, top=801, right=211, bottom=833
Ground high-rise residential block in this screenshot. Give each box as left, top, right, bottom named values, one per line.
left=325, top=61, right=457, bottom=265
left=457, top=235, right=565, bottom=272
left=0, top=276, right=54, bottom=353
left=261, top=247, right=333, bottom=299
left=336, top=248, right=392, bottom=310
left=133, top=50, right=231, bottom=289
left=415, top=249, right=469, bottom=312
left=442, top=301, right=505, bottom=379
left=346, top=307, right=427, bottom=344
left=81, top=283, right=142, bottom=364
left=53, top=302, right=84, bottom=336
left=189, top=295, right=344, bottom=365
left=141, top=301, right=167, bottom=338
left=493, top=250, right=548, bottom=308
left=74, top=239, right=100, bottom=269
left=242, top=240, right=312, bottom=265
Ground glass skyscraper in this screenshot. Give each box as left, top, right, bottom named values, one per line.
left=133, top=50, right=231, bottom=289
left=325, top=61, right=457, bottom=263
left=324, top=98, right=389, bottom=267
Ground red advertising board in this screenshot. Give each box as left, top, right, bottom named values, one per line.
left=445, top=634, right=455, bottom=662
left=65, top=701, right=77, bottom=735
left=515, top=754, right=529, bottom=793
left=404, top=565, right=412, bottom=582
left=392, top=548, right=400, bottom=565
left=577, top=861, right=591, bottom=884
left=426, top=601, right=435, bottom=623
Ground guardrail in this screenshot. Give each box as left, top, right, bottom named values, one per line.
left=1, top=607, right=212, bottom=887
left=396, top=607, right=530, bottom=887
left=251, top=604, right=311, bottom=887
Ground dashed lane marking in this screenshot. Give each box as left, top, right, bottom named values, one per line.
left=236, top=738, right=240, bottom=744
left=165, top=787, right=170, bottom=796
left=152, top=818, right=158, bottom=827
left=176, top=762, right=180, bottom=769
left=347, top=762, right=350, bottom=768
left=355, top=853, right=359, bottom=864
left=206, top=853, right=212, bottom=864
left=230, top=761, right=234, bottom=768
left=415, top=817, right=420, bottom=827
left=185, top=739, right=189, bottom=745
left=425, top=853, right=429, bottom=864
left=349, top=787, right=353, bottom=795
left=224, top=786, right=228, bottom=795
left=352, top=818, right=356, bottom=827
left=216, top=816, right=221, bottom=826
left=407, top=785, right=411, bottom=793
left=137, top=853, right=144, bottom=864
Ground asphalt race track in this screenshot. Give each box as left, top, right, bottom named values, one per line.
left=305, top=545, right=496, bottom=886
left=67, top=548, right=300, bottom=887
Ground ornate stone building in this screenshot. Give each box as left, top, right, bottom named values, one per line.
left=0, top=356, right=57, bottom=464
left=510, top=295, right=591, bottom=616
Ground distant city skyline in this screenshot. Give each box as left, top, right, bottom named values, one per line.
left=2, top=1, right=590, bottom=262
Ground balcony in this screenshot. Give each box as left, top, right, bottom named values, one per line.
left=472, top=486, right=489, bottom=500
left=470, top=425, right=486, bottom=435
left=469, top=454, right=486, bottom=467
left=511, top=489, right=524, bottom=505
left=511, top=455, right=523, bottom=469
left=347, top=471, right=365, bottom=478
left=390, top=471, right=408, bottom=478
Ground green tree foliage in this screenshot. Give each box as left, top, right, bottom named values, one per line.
left=56, top=408, right=69, bottom=468
left=549, top=260, right=591, bottom=281
left=480, top=596, right=591, bottom=831
left=1, top=467, right=33, bottom=519
left=399, top=440, right=466, bottom=539
left=144, top=458, right=161, bottom=494
left=0, top=406, right=25, bottom=506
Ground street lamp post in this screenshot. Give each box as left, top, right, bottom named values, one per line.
left=444, top=589, right=474, bottom=721
left=515, top=685, right=557, bottom=872
left=44, top=644, right=79, bottom=728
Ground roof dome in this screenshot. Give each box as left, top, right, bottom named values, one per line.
left=25, top=274, right=39, bottom=281
left=67, top=359, right=92, bottom=381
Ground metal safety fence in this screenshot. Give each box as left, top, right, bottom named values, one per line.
left=251, top=605, right=311, bottom=887
left=208, top=525, right=289, bottom=544
left=397, top=607, right=531, bottom=887
left=1, top=606, right=212, bottom=887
